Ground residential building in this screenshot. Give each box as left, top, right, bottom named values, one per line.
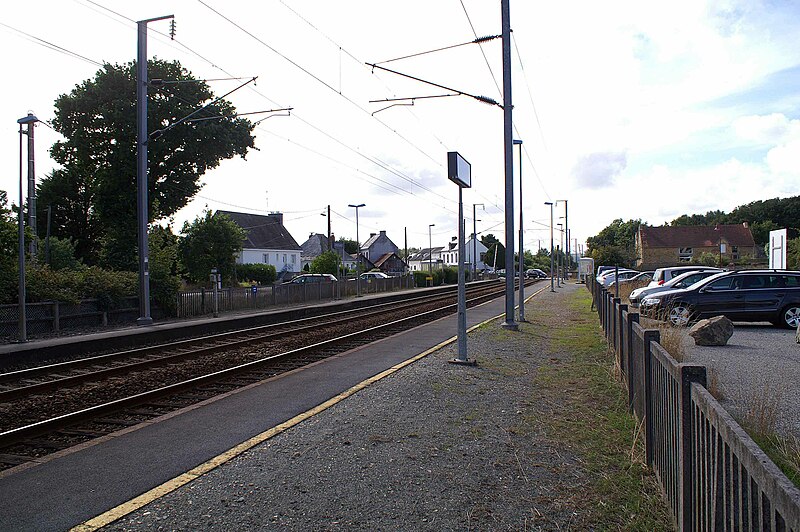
left=300, top=233, right=331, bottom=270
left=360, top=230, right=399, bottom=262
left=635, top=223, right=758, bottom=269
left=218, top=211, right=302, bottom=274
left=440, top=235, right=489, bottom=270
left=407, top=247, right=444, bottom=272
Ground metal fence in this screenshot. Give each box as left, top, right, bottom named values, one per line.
left=176, top=276, right=414, bottom=318
left=590, top=278, right=800, bottom=530
left=0, top=297, right=141, bottom=341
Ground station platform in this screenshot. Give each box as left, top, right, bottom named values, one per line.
left=0, top=285, right=539, bottom=531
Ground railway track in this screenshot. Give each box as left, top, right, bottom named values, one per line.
left=0, top=280, right=533, bottom=470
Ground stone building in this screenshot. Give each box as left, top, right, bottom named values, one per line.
left=635, top=223, right=758, bottom=270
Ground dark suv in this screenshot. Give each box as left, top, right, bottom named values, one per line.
left=639, top=270, right=800, bottom=328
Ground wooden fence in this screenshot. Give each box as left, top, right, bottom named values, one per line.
left=591, top=279, right=800, bottom=530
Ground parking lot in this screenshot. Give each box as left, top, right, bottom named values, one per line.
left=680, top=322, right=799, bottom=439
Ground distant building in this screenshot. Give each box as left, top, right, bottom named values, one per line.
left=440, top=236, right=489, bottom=270
left=408, top=247, right=444, bottom=272
left=300, top=233, right=331, bottom=270
left=360, top=230, right=399, bottom=262
left=636, top=223, right=758, bottom=269
left=218, top=211, right=302, bottom=274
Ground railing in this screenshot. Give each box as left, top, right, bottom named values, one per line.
left=0, top=297, right=141, bottom=340
left=589, top=277, right=800, bottom=531
left=176, top=275, right=414, bottom=318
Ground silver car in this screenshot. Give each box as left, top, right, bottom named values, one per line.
left=629, top=269, right=721, bottom=308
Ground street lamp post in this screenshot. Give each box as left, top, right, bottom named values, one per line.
left=428, top=223, right=435, bottom=277
left=556, top=200, right=568, bottom=280
left=557, top=223, right=564, bottom=288
left=472, top=204, right=484, bottom=281
left=16, top=113, right=39, bottom=342
left=544, top=202, right=555, bottom=292
left=513, top=139, right=527, bottom=322
left=349, top=203, right=365, bottom=296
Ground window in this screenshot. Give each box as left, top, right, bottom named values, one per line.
left=291, top=254, right=296, bottom=264
left=741, top=275, right=768, bottom=289
left=731, top=246, right=739, bottom=260
left=678, top=247, right=692, bottom=262
left=263, top=253, right=269, bottom=263
left=706, top=277, right=735, bottom=291
left=283, top=254, right=287, bottom=263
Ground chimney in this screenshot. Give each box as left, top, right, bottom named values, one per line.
left=370, top=233, right=376, bottom=238
left=380, top=230, right=386, bottom=236
left=742, top=222, right=749, bottom=229
left=268, top=212, right=283, bottom=225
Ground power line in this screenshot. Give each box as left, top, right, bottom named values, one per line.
left=0, top=21, right=103, bottom=67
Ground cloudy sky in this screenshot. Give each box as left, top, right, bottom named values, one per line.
left=2, top=0, right=799, bottom=255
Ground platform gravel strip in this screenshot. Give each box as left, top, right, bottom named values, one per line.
left=104, top=284, right=661, bottom=531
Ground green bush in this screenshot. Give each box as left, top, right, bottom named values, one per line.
left=236, top=263, right=277, bottom=285
left=442, top=266, right=458, bottom=284
left=25, top=265, right=137, bottom=306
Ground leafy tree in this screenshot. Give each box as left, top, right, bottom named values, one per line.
left=42, top=59, right=256, bottom=269
left=179, top=211, right=246, bottom=284
left=338, top=237, right=359, bottom=255
left=45, top=237, right=83, bottom=271
left=787, top=238, right=800, bottom=271
left=0, top=191, right=19, bottom=303
left=310, top=251, right=340, bottom=275
left=148, top=225, right=183, bottom=316
left=586, top=219, right=643, bottom=267
left=480, top=234, right=505, bottom=269
left=691, top=252, right=719, bottom=267
left=589, top=245, right=631, bottom=268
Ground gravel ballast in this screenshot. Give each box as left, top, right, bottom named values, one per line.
left=106, top=283, right=668, bottom=531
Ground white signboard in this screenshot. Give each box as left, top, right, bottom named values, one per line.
left=769, top=228, right=787, bottom=269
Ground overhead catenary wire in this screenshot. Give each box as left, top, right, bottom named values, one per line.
left=0, top=21, right=103, bottom=67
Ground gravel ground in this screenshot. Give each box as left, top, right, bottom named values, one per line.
left=105, top=283, right=643, bottom=531
left=681, top=322, right=800, bottom=439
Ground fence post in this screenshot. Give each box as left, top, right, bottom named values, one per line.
left=678, top=364, right=707, bottom=530
left=611, top=297, right=620, bottom=352
left=617, top=303, right=628, bottom=365
left=626, top=312, right=639, bottom=412
left=642, top=328, right=660, bottom=466
left=53, top=301, right=60, bottom=333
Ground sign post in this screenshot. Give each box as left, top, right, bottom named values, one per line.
left=447, top=152, right=476, bottom=366
left=769, top=228, right=787, bottom=269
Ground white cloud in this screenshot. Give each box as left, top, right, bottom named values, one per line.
left=732, top=113, right=796, bottom=144
left=571, top=152, right=627, bottom=189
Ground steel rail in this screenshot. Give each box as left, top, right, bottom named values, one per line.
left=0, top=282, right=527, bottom=448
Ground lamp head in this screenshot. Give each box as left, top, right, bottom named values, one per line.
left=512, top=139, right=522, bottom=145
left=17, top=113, right=39, bottom=125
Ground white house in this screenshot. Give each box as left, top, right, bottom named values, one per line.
left=407, top=247, right=444, bottom=272
left=218, top=211, right=302, bottom=274
left=440, top=236, right=489, bottom=270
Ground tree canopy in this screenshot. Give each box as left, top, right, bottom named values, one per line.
left=39, top=59, right=256, bottom=269
left=178, top=211, right=247, bottom=284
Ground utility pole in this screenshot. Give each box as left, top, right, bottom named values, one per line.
left=404, top=226, right=408, bottom=271
left=136, top=14, right=173, bottom=327
left=26, top=118, right=37, bottom=260
left=472, top=203, right=484, bottom=280
left=327, top=204, right=331, bottom=249
left=545, top=201, right=554, bottom=292
left=500, top=0, right=517, bottom=330
left=514, top=139, right=526, bottom=322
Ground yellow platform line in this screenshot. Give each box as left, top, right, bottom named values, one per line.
left=72, top=285, right=547, bottom=531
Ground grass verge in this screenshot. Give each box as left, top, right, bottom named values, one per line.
left=526, top=287, right=674, bottom=530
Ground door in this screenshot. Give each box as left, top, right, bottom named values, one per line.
left=695, top=276, right=745, bottom=320
left=741, top=274, right=783, bottom=320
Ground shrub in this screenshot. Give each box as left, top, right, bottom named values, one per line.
left=236, top=263, right=277, bottom=285
left=25, top=265, right=136, bottom=307
left=442, top=266, right=458, bottom=284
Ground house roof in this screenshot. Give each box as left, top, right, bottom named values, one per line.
left=639, top=224, right=755, bottom=248
left=217, top=211, right=302, bottom=251
left=300, top=233, right=329, bottom=258
left=408, top=247, right=444, bottom=261
left=372, top=252, right=407, bottom=269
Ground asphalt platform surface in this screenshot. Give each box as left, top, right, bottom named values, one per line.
left=1, top=281, right=579, bottom=531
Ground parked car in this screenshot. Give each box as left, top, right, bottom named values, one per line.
left=287, top=273, right=337, bottom=284
left=648, top=266, right=722, bottom=287
left=607, top=271, right=653, bottom=290
left=600, top=269, right=638, bottom=287
left=525, top=268, right=547, bottom=279
left=639, top=269, right=800, bottom=328
left=629, top=269, right=721, bottom=308
left=360, top=271, right=390, bottom=280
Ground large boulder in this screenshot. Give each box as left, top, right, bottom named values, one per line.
left=688, top=316, right=734, bottom=346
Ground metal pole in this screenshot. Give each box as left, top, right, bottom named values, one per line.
left=428, top=223, right=435, bottom=277
left=17, top=124, right=26, bottom=342
left=456, top=187, right=468, bottom=360
left=514, top=139, right=526, bottom=322
left=545, top=202, right=554, bottom=292
left=557, top=223, right=563, bottom=287
left=26, top=120, right=37, bottom=260
left=563, top=200, right=568, bottom=279
left=136, top=20, right=153, bottom=325
left=500, top=0, right=517, bottom=330
left=348, top=203, right=365, bottom=296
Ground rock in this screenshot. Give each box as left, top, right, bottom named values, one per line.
left=688, top=316, right=734, bottom=346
